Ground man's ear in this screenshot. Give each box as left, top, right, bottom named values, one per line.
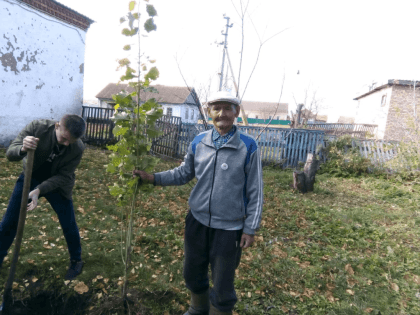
left=235, top=105, right=241, bottom=118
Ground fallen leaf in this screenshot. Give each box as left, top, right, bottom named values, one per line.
left=32, top=277, right=38, bottom=283
left=326, top=291, right=335, bottom=303
left=298, top=261, right=310, bottom=269
left=74, top=282, right=89, bottom=294
left=365, top=308, right=374, bottom=313
left=346, top=289, right=355, bottom=295
left=391, top=283, right=399, bottom=292
left=345, top=264, right=354, bottom=275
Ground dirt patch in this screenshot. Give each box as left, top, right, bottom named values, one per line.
left=1, top=288, right=92, bottom=315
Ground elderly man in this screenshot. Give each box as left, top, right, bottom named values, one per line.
left=1, top=115, right=86, bottom=280
left=134, top=91, right=263, bottom=315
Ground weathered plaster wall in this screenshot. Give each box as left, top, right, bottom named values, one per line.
left=0, top=0, right=87, bottom=146
left=354, top=86, right=392, bottom=139
left=384, top=85, right=420, bottom=141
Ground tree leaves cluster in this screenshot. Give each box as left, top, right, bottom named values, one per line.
left=104, top=0, right=162, bottom=300
left=107, top=0, right=162, bottom=206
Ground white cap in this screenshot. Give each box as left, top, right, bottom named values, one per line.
left=207, top=91, right=240, bottom=106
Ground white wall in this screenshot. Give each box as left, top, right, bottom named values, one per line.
left=354, top=87, right=392, bottom=139
left=161, top=103, right=199, bottom=124
left=0, top=0, right=87, bottom=146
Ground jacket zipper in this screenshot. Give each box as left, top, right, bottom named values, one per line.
left=208, top=150, right=218, bottom=227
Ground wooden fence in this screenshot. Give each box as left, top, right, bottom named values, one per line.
left=177, top=124, right=325, bottom=167
left=150, top=115, right=182, bottom=158
left=81, top=106, right=115, bottom=144
left=82, top=107, right=401, bottom=168
left=355, top=139, right=400, bottom=164
left=306, top=123, right=377, bottom=139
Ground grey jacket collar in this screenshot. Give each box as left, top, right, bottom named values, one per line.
left=201, top=127, right=241, bottom=150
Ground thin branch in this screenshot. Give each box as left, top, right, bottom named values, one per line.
left=174, top=55, right=208, bottom=129
left=256, top=72, right=286, bottom=140
left=240, top=12, right=289, bottom=101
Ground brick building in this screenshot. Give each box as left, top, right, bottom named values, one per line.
left=353, top=79, right=420, bottom=141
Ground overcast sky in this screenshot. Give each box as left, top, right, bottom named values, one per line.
left=58, top=0, right=420, bottom=122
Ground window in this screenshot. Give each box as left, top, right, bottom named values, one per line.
left=269, top=116, right=272, bottom=120
left=185, top=108, right=189, bottom=119
left=276, top=116, right=280, bottom=120
left=191, top=109, right=194, bottom=120
left=255, top=115, right=258, bottom=119
left=166, top=107, right=172, bottom=116
left=381, top=94, right=387, bottom=107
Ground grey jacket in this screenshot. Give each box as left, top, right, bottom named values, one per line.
left=6, top=119, right=85, bottom=200
left=154, top=128, right=263, bottom=235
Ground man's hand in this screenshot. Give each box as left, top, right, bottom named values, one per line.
left=21, top=136, right=39, bottom=152
left=27, top=188, right=40, bottom=211
left=240, top=233, right=254, bottom=248
left=132, top=170, right=154, bottom=183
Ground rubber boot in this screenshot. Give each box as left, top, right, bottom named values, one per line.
left=183, top=289, right=210, bottom=315
left=209, top=304, right=233, bottom=315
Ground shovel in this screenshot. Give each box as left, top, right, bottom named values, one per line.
left=2, top=149, right=35, bottom=313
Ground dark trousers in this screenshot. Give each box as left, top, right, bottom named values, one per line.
left=183, top=211, right=242, bottom=312
left=0, top=173, right=82, bottom=262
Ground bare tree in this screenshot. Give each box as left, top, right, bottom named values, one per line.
left=291, top=84, right=325, bottom=127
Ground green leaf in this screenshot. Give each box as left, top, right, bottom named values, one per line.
left=144, top=67, right=159, bottom=81
left=114, top=103, right=120, bottom=110
left=149, top=59, right=156, bottom=64
left=123, top=45, right=131, bottom=51
left=144, top=18, right=157, bottom=33
left=129, top=1, right=136, bottom=11
left=142, top=65, right=147, bottom=71
left=146, top=4, right=157, bottom=17
left=133, top=13, right=139, bottom=19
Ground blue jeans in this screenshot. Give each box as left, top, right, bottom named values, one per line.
left=0, top=173, right=82, bottom=262
left=183, top=211, right=242, bottom=312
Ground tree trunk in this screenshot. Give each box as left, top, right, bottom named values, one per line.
left=293, top=153, right=319, bottom=193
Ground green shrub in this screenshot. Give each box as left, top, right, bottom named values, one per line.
left=319, top=136, right=373, bottom=177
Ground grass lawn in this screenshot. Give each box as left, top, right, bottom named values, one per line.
left=1, top=146, right=420, bottom=314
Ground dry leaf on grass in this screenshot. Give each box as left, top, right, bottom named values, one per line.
left=346, top=289, right=355, bottom=295
left=391, top=283, right=399, bottom=292
left=345, top=264, right=354, bottom=275
left=74, top=282, right=89, bottom=294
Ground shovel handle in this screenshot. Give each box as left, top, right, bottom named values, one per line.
left=4, top=149, right=35, bottom=300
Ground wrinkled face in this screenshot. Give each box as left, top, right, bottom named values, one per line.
left=55, top=123, right=77, bottom=146
left=207, top=101, right=240, bottom=135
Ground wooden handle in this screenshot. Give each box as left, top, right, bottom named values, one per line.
left=3, top=149, right=35, bottom=309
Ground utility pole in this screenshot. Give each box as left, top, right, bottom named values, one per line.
left=225, top=47, right=248, bottom=125
left=218, top=16, right=233, bottom=91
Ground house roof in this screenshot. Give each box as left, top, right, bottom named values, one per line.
left=354, top=79, right=420, bottom=100
left=237, top=101, right=289, bottom=114
left=21, top=0, right=94, bottom=31
left=316, top=115, right=328, bottom=122
left=337, top=116, right=355, bottom=124
left=96, top=83, right=199, bottom=105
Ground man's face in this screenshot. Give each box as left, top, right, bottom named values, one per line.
left=207, top=101, right=240, bottom=134
left=55, top=123, right=77, bottom=146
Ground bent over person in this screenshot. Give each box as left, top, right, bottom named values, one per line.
left=0, top=115, right=86, bottom=280
left=134, top=91, right=264, bottom=315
